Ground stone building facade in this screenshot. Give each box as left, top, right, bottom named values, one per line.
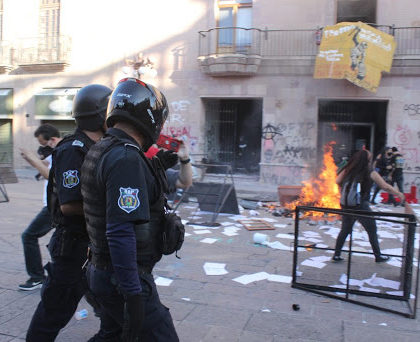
left=0, top=0, right=419, bottom=193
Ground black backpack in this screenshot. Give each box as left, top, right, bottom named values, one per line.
left=162, top=200, right=185, bottom=258
left=138, top=149, right=185, bottom=258
left=340, top=180, right=361, bottom=207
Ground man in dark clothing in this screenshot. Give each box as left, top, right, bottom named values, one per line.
left=81, top=78, right=178, bottom=341
left=18, top=124, right=61, bottom=290
left=389, top=147, right=405, bottom=206
left=26, top=84, right=112, bottom=342
left=370, top=147, right=393, bottom=204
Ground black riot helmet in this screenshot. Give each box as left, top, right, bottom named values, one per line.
left=106, top=78, right=169, bottom=150
left=72, top=84, right=112, bottom=132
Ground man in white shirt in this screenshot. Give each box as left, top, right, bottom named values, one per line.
left=18, top=124, right=62, bottom=290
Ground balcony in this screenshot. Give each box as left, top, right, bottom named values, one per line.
left=0, top=41, right=13, bottom=74
left=16, top=35, right=71, bottom=72
left=198, top=26, right=420, bottom=77
left=0, top=35, right=72, bottom=73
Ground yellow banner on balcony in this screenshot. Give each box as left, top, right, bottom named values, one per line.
left=313, top=22, right=396, bottom=93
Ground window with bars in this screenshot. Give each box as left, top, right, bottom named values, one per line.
left=337, top=0, right=377, bottom=24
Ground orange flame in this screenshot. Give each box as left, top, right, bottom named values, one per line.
left=285, top=142, right=340, bottom=216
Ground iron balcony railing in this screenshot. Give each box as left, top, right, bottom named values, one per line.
left=15, top=35, right=71, bottom=65
left=0, top=41, right=12, bottom=66
left=199, top=26, right=420, bottom=58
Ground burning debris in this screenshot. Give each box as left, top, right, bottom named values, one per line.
left=284, top=142, right=341, bottom=217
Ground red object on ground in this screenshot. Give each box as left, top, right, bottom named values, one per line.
left=145, top=145, right=159, bottom=159
left=379, top=185, right=418, bottom=204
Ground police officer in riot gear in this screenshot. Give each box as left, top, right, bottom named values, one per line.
left=81, top=78, right=179, bottom=341
left=26, top=84, right=112, bottom=342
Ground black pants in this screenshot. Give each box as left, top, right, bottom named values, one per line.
left=26, top=231, right=89, bottom=342
left=334, top=201, right=381, bottom=257
left=21, top=206, right=53, bottom=281
left=86, top=264, right=179, bottom=342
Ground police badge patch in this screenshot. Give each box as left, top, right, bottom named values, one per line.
left=118, top=187, right=140, bottom=213
left=62, top=170, right=79, bottom=188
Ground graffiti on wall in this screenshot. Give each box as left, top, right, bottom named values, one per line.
left=403, top=104, right=420, bottom=117
left=161, top=99, right=199, bottom=152
left=262, top=122, right=316, bottom=165
left=390, top=122, right=420, bottom=172
left=261, top=165, right=308, bottom=186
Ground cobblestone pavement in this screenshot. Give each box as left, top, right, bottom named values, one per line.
left=0, top=178, right=419, bottom=341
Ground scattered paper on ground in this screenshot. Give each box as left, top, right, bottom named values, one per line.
left=155, top=277, right=173, bottom=286
left=203, top=262, right=228, bottom=275
left=200, top=238, right=218, bottom=244
left=194, top=230, right=212, bottom=235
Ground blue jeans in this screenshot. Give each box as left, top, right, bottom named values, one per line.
left=86, top=264, right=179, bottom=342
left=21, top=206, right=53, bottom=280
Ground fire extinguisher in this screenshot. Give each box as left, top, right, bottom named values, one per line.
left=315, top=28, right=322, bottom=45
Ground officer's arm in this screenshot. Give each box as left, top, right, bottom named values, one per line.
left=60, top=201, right=84, bottom=216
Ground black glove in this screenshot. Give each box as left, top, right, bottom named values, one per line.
left=156, top=149, right=179, bottom=170
left=122, top=294, right=144, bottom=342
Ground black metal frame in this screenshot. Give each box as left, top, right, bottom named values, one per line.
left=292, top=205, right=419, bottom=318
left=173, top=163, right=236, bottom=227
left=0, top=174, right=9, bottom=203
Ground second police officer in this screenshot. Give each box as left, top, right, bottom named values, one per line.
left=81, top=78, right=179, bottom=341
left=27, top=84, right=112, bottom=342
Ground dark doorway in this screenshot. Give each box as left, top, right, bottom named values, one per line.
left=203, top=98, right=262, bottom=174
left=318, top=100, right=388, bottom=167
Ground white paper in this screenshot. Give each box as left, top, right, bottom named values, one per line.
left=200, top=238, right=218, bottom=244
left=309, top=256, right=332, bottom=263
left=377, top=230, right=397, bottom=239
left=352, top=241, right=372, bottom=247
left=303, top=231, right=321, bottom=237
left=276, top=233, right=294, bottom=239
left=339, top=274, right=364, bottom=287
left=359, top=286, right=381, bottom=293
left=304, top=238, right=323, bottom=243
left=194, top=230, right=212, bottom=235
left=267, top=274, right=292, bottom=283
left=155, top=277, right=173, bottom=286
left=261, top=308, right=271, bottom=312
left=364, top=274, right=400, bottom=290
left=222, top=230, right=239, bottom=236
left=228, top=215, right=248, bottom=221
left=232, top=272, right=269, bottom=284
left=203, top=262, right=228, bottom=275
left=181, top=297, right=191, bottom=301
left=265, top=241, right=290, bottom=251
left=260, top=217, right=278, bottom=223
left=301, top=259, right=327, bottom=269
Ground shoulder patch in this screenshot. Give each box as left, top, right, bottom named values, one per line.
left=72, top=140, right=84, bottom=147
left=62, top=170, right=79, bottom=188
left=118, top=187, right=140, bottom=213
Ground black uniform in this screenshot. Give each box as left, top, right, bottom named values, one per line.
left=27, top=129, right=93, bottom=342
left=81, top=127, right=178, bottom=341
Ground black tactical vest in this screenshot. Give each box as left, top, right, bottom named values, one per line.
left=81, top=134, right=168, bottom=271
left=47, top=129, right=93, bottom=230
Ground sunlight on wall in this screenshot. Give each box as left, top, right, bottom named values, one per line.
left=61, top=0, right=206, bottom=72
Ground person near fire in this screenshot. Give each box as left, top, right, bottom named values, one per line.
left=388, top=146, right=405, bottom=206
left=370, top=146, right=393, bottom=204
left=332, top=149, right=405, bottom=263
